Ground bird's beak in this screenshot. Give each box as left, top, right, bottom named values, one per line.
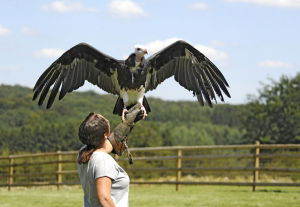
left=143, top=49, right=148, bottom=55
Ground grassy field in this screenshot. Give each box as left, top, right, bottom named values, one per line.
left=1, top=185, right=299, bottom=207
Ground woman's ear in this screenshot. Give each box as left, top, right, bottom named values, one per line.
left=104, top=132, right=110, bottom=139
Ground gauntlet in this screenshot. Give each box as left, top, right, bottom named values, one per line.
left=108, top=104, right=144, bottom=164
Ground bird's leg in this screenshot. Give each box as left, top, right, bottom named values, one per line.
left=120, top=91, right=130, bottom=122
left=121, top=107, right=129, bottom=122
left=141, top=105, right=147, bottom=119
left=136, top=102, right=147, bottom=119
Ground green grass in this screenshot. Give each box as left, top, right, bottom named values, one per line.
left=1, top=185, right=299, bottom=207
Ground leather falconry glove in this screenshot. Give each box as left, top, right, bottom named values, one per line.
left=108, top=104, right=144, bottom=164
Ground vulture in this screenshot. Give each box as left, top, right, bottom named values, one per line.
left=33, top=40, right=231, bottom=120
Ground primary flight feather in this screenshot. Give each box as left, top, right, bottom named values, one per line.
left=33, top=40, right=231, bottom=119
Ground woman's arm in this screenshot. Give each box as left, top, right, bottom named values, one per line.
left=95, top=177, right=116, bottom=207
left=108, top=104, right=143, bottom=157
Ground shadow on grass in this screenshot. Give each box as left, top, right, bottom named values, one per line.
left=221, top=186, right=300, bottom=193
left=256, top=189, right=300, bottom=193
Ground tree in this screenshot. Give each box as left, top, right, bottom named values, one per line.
left=241, top=73, right=300, bottom=144
left=0, top=84, right=243, bottom=153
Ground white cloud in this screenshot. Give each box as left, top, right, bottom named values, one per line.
left=108, top=0, right=146, bottom=17
left=21, top=26, right=36, bottom=35
left=135, top=38, right=181, bottom=55
left=136, top=37, right=229, bottom=63
left=189, top=2, right=208, bottom=10
left=195, top=44, right=229, bottom=61
left=34, top=48, right=65, bottom=58
left=0, top=25, right=11, bottom=36
left=225, top=0, right=300, bottom=8
left=42, top=1, right=97, bottom=13
left=211, top=40, right=225, bottom=47
left=0, top=65, right=18, bottom=71
left=258, top=60, right=294, bottom=68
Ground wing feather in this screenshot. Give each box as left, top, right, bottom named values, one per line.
left=196, top=67, right=215, bottom=106
left=33, top=68, right=56, bottom=100
left=47, top=70, right=66, bottom=108
left=144, top=40, right=230, bottom=106
left=188, top=66, right=198, bottom=92
left=183, top=59, right=192, bottom=90
left=196, top=92, right=204, bottom=106
left=205, top=62, right=231, bottom=97
left=33, top=43, right=122, bottom=108
left=38, top=70, right=60, bottom=106
left=33, top=63, right=56, bottom=91
left=195, top=67, right=212, bottom=106
left=206, top=59, right=229, bottom=86
left=79, top=61, right=85, bottom=86
left=74, top=62, right=83, bottom=90
left=174, top=59, right=180, bottom=83
left=59, top=66, right=72, bottom=100
left=203, top=67, right=224, bottom=101
left=191, top=66, right=205, bottom=106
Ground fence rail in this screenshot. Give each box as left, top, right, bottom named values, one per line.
left=1, top=142, right=300, bottom=191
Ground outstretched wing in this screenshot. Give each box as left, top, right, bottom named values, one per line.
left=33, top=43, right=122, bottom=109
left=144, top=40, right=231, bottom=106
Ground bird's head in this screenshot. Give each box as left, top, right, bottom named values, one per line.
left=134, top=47, right=148, bottom=61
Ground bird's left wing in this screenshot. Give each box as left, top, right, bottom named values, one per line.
left=144, top=40, right=230, bottom=106
left=33, top=43, right=122, bottom=109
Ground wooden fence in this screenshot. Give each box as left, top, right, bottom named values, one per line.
left=0, top=142, right=300, bottom=191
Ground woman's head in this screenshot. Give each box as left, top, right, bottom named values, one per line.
left=77, top=112, right=110, bottom=164
left=78, top=112, right=110, bottom=147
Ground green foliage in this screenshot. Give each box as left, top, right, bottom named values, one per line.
left=241, top=73, right=300, bottom=144
left=0, top=84, right=243, bottom=153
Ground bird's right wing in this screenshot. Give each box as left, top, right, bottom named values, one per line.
left=33, top=43, right=122, bottom=108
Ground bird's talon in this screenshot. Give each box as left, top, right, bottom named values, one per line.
left=121, top=109, right=129, bottom=122
left=141, top=106, right=147, bottom=119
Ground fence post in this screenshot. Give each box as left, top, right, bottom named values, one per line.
left=8, top=156, right=14, bottom=191
left=252, top=141, right=260, bottom=192
left=176, top=149, right=182, bottom=191
left=57, top=151, right=62, bottom=190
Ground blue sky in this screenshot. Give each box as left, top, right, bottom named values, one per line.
left=0, top=0, right=299, bottom=104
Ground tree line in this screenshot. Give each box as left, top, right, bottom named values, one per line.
left=0, top=73, right=299, bottom=153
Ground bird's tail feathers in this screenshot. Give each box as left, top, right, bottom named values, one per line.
left=113, top=97, right=124, bottom=116
left=142, top=96, right=151, bottom=113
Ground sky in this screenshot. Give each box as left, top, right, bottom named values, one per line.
left=0, top=0, right=299, bottom=105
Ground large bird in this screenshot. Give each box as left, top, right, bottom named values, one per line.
left=33, top=40, right=231, bottom=120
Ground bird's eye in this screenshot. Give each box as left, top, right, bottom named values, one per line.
left=137, top=48, right=141, bottom=51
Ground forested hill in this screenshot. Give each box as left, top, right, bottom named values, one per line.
left=0, top=84, right=243, bottom=153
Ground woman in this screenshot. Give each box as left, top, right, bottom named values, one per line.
left=77, top=105, right=142, bottom=207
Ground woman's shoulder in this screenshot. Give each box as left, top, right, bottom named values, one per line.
left=91, top=152, right=116, bottom=163
left=90, top=152, right=120, bottom=176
